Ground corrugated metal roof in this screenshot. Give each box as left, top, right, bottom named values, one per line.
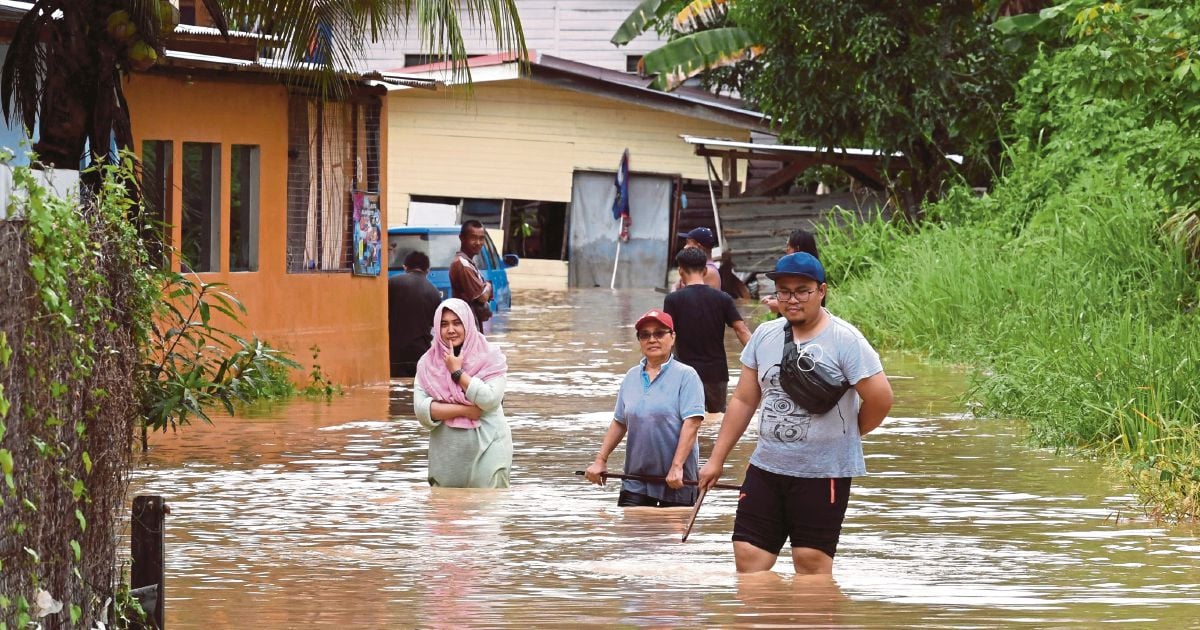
left=681, top=135, right=964, bottom=164
left=161, top=50, right=437, bottom=89
left=172, top=23, right=278, bottom=41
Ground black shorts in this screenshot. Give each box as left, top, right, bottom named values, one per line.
left=702, top=380, right=728, bottom=413
left=617, top=489, right=693, bottom=508
left=732, top=464, right=852, bottom=558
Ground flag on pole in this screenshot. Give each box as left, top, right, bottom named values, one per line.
left=612, top=149, right=631, bottom=242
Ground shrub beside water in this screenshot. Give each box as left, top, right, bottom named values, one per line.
left=815, top=1, right=1200, bottom=519
left=821, top=148, right=1200, bottom=517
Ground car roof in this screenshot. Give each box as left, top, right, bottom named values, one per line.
left=388, top=226, right=462, bottom=235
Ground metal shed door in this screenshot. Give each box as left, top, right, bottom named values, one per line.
left=568, top=170, right=672, bottom=289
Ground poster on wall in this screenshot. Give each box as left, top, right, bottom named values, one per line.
left=352, top=191, right=382, bottom=276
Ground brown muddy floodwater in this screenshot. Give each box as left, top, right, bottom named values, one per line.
left=131, top=289, right=1200, bottom=628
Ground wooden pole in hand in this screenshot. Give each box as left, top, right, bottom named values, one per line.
left=574, top=470, right=741, bottom=491
left=682, top=487, right=708, bottom=542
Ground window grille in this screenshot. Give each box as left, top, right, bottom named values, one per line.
left=286, top=94, right=383, bottom=273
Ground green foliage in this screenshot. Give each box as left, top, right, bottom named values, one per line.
left=737, top=1, right=1028, bottom=217
left=999, top=1, right=1200, bottom=240
left=820, top=1, right=1200, bottom=518
left=613, top=0, right=759, bottom=94
left=301, top=345, right=341, bottom=399
left=640, top=25, right=761, bottom=91
left=140, top=273, right=300, bottom=434
left=611, top=0, right=677, bottom=45
left=0, top=153, right=160, bottom=628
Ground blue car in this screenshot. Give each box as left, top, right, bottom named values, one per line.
left=387, top=226, right=519, bottom=312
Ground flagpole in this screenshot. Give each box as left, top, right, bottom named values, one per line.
left=611, top=148, right=630, bottom=291
left=610, top=218, right=622, bottom=290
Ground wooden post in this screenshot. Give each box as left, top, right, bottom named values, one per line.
left=132, top=495, right=167, bottom=630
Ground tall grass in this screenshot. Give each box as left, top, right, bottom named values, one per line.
left=821, top=165, right=1200, bottom=518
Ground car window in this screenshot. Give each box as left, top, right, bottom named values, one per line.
left=387, top=233, right=460, bottom=271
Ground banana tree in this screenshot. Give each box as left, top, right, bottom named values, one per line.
left=1, top=0, right=524, bottom=169
left=611, top=0, right=761, bottom=91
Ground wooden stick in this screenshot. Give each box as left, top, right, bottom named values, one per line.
left=574, top=470, right=741, bottom=491
left=682, top=487, right=708, bottom=542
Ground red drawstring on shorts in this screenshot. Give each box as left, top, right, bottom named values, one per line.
left=829, top=478, right=835, bottom=504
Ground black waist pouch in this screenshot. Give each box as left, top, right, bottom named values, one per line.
left=778, top=326, right=851, bottom=414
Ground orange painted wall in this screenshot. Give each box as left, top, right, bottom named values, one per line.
left=123, top=73, right=389, bottom=386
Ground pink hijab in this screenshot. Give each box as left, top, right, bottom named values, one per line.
left=415, top=298, right=508, bottom=429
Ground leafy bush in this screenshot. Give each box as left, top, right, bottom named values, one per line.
left=819, top=1, right=1200, bottom=517
left=140, top=273, right=299, bottom=440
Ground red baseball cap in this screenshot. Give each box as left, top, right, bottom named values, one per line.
left=635, top=309, right=674, bottom=331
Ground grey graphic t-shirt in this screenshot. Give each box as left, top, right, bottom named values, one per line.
left=740, top=313, right=883, bottom=478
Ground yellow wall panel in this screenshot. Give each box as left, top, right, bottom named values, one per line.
left=387, top=78, right=750, bottom=223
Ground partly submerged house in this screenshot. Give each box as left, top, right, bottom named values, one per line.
left=383, top=51, right=767, bottom=290
left=121, top=28, right=430, bottom=385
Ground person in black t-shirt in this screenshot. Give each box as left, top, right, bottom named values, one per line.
left=663, top=248, right=752, bottom=414
left=389, top=251, right=443, bottom=377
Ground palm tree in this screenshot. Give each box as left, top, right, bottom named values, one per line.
left=2, top=0, right=525, bottom=168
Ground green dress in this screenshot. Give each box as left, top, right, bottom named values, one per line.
left=413, top=375, right=512, bottom=488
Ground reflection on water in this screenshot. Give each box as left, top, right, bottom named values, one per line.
left=132, top=289, right=1200, bottom=628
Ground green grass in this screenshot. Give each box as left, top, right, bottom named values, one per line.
left=821, top=166, right=1200, bottom=519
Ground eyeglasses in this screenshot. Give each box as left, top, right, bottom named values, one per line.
left=636, top=329, right=673, bottom=341
left=774, top=288, right=819, bottom=302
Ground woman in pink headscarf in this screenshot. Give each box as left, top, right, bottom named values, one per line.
left=413, top=298, right=512, bottom=487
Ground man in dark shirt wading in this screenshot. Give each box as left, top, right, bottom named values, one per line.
left=388, top=251, right=443, bottom=377
left=663, top=247, right=752, bottom=417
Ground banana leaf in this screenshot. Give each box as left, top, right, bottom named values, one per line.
left=641, top=26, right=762, bottom=91
left=672, top=0, right=729, bottom=33
left=611, top=0, right=674, bottom=46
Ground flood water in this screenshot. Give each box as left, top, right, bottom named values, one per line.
left=131, top=289, right=1200, bottom=628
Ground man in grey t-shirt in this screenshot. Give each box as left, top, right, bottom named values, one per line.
left=699, top=252, right=893, bottom=575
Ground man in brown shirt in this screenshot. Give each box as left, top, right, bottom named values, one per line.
left=449, top=220, right=493, bottom=331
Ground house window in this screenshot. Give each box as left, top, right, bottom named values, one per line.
left=182, top=142, right=221, bottom=272
left=230, top=144, right=260, bottom=272
left=286, top=96, right=381, bottom=273
left=404, top=54, right=445, bottom=68
left=179, top=0, right=195, bottom=25
left=626, top=55, right=644, bottom=75
left=506, top=199, right=568, bottom=260
left=404, top=54, right=483, bottom=68
left=141, top=140, right=173, bottom=266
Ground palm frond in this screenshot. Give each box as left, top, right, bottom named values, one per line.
left=1, top=0, right=56, bottom=133
left=219, top=1, right=523, bottom=93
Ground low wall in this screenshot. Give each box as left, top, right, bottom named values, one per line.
left=508, top=258, right=568, bottom=291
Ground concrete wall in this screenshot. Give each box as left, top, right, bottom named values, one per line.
left=124, top=73, right=389, bottom=386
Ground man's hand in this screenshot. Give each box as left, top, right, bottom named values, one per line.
left=698, top=458, right=724, bottom=491
left=584, top=460, right=608, bottom=486
left=666, top=463, right=684, bottom=489
left=482, top=282, right=494, bottom=302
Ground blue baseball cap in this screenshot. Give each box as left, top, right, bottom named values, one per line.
left=766, top=252, right=825, bottom=283
left=677, top=227, right=715, bottom=249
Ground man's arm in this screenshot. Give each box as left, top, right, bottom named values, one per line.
left=855, top=372, right=893, bottom=435
left=666, top=417, right=703, bottom=488
left=731, top=320, right=751, bottom=346
left=698, top=366, right=762, bottom=489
